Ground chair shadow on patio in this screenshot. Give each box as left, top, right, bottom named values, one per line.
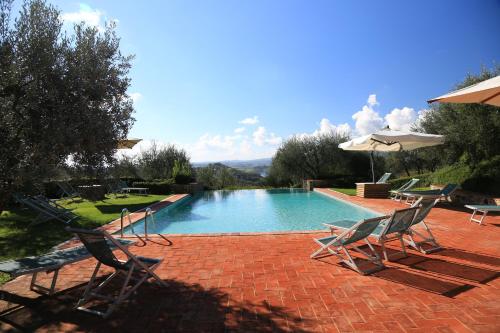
left=0, top=278, right=312, bottom=332
left=435, top=248, right=500, bottom=267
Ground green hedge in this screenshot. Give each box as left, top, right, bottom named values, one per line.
left=388, top=158, right=499, bottom=196
left=132, top=179, right=174, bottom=195
left=462, top=156, right=500, bottom=195
left=388, top=173, right=433, bottom=189
left=429, top=163, right=471, bottom=186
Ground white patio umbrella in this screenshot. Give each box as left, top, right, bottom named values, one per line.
left=117, top=138, right=142, bottom=149
left=428, top=75, right=500, bottom=107
left=339, top=129, right=445, bottom=183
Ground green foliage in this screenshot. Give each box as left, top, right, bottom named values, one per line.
left=388, top=173, right=433, bottom=189
left=331, top=188, right=357, bottom=196
left=267, top=133, right=371, bottom=186
left=417, top=66, right=500, bottom=168
left=172, top=160, right=193, bottom=184
left=429, top=163, right=471, bottom=186
left=462, top=156, right=500, bottom=195
left=132, top=179, right=174, bottom=194
left=195, top=163, right=263, bottom=190
left=0, top=0, right=134, bottom=207
left=134, top=142, right=191, bottom=181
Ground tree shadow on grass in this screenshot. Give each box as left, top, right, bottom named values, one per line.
left=0, top=219, right=70, bottom=262
left=0, top=279, right=311, bottom=333
left=94, top=202, right=160, bottom=215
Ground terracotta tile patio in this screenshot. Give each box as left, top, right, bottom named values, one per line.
left=1, top=190, right=499, bottom=332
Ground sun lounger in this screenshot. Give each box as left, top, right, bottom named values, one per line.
left=0, top=238, right=134, bottom=295
left=404, top=198, right=441, bottom=253
left=376, top=172, right=392, bottom=184
left=401, top=183, right=458, bottom=205
left=311, top=216, right=389, bottom=275
left=67, top=227, right=166, bottom=318
left=119, top=180, right=149, bottom=195
left=13, top=193, right=78, bottom=226
left=390, top=178, right=419, bottom=201
left=57, top=182, right=80, bottom=202
left=371, top=207, right=420, bottom=261
left=323, top=207, right=420, bottom=261
left=465, top=204, right=500, bottom=225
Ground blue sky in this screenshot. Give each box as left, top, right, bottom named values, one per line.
left=49, top=1, right=500, bottom=161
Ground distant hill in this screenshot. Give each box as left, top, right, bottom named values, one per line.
left=193, top=158, right=271, bottom=177
left=192, top=158, right=272, bottom=168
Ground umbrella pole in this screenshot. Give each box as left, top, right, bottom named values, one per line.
left=370, top=151, right=375, bottom=183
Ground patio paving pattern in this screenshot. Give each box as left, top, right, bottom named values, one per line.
left=1, top=190, right=499, bottom=332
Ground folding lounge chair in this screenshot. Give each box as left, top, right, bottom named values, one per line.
left=33, top=195, right=78, bottom=222
left=402, top=183, right=458, bottom=205
left=105, top=180, right=127, bottom=198
left=0, top=239, right=134, bottom=295
left=465, top=204, right=500, bottom=225
left=119, top=180, right=149, bottom=195
left=390, top=178, right=419, bottom=201
left=370, top=207, right=420, bottom=261
left=57, top=182, right=80, bottom=201
left=67, top=227, right=167, bottom=318
left=404, top=198, right=441, bottom=253
left=13, top=193, right=76, bottom=226
left=311, top=216, right=389, bottom=275
left=376, top=172, right=392, bottom=184
left=322, top=207, right=420, bottom=262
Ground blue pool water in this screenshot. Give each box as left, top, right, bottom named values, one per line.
left=123, top=189, right=378, bottom=234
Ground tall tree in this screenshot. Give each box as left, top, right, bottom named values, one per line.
left=0, top=0, right=135, bottom=208
left=417, top=66, right=500, bottom=168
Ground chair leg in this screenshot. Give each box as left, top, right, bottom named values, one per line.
left=76, top=262, right=102, bottom=309
left=404, top=223, right=441, bottom=254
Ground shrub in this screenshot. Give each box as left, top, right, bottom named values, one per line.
left=388, top=173, right=433, bottom=189
left=172, top=160, right=193, bottom=185
left=462, top=157, right=500, bottom=195
left=429, top=163, right=471, bottom=186
left=132, top=179, right=174, bottom=195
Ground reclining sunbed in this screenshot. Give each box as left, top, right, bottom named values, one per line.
left=465, top=204, right=500, bottom=225
left=401, top=183, right=458, bottom=205
left=0, top=238, right=134, bottom=295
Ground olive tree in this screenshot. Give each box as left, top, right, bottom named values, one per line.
left=0, top=0, right=135, bottom=208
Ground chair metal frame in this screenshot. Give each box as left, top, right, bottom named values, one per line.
left=390, top=178, right=419, bottom=201
left=371, top=207, right=420, bottom=261
left=311, top=216, right=389, bottom=275
left=404, top=198, right=442, bottom=253
left=67, top=227, right=167, bottom=318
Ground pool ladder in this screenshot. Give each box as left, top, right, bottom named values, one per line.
left=120, top=207, right=157, bottom=240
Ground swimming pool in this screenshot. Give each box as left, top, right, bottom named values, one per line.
left=123, top=189, right=379, bottom=235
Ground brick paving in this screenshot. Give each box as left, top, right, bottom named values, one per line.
left=1, top=190, right=499, bottom=332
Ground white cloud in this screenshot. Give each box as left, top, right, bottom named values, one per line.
left=129, top=92, right=142, bottom=103
left=352, top=104, right=384, bottom=135
left=415, top=108, right=431, bottom=127
left=239, top=116, right=259, bottom=125
left=252, top=126, right=282, bottom=146
left=234, top=127, right=246, bottom=134
left=298, top=118, right=351, bottom=138
left=367, top=94, right=379, bottom=107
left=61, top=4, right=103, bottom=27
left=384, top=107, right=417, bottom=131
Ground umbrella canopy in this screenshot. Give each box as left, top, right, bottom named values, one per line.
left=428, top=75, right=500, bottom=107
left=117, top=138, right=142, bottom=149
left=339, top=129, right=444, bottom=183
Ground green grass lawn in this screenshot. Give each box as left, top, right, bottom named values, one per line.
left=331, top=188, right=357, bottom=196
left=0, top=194, right=167, bottom=283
